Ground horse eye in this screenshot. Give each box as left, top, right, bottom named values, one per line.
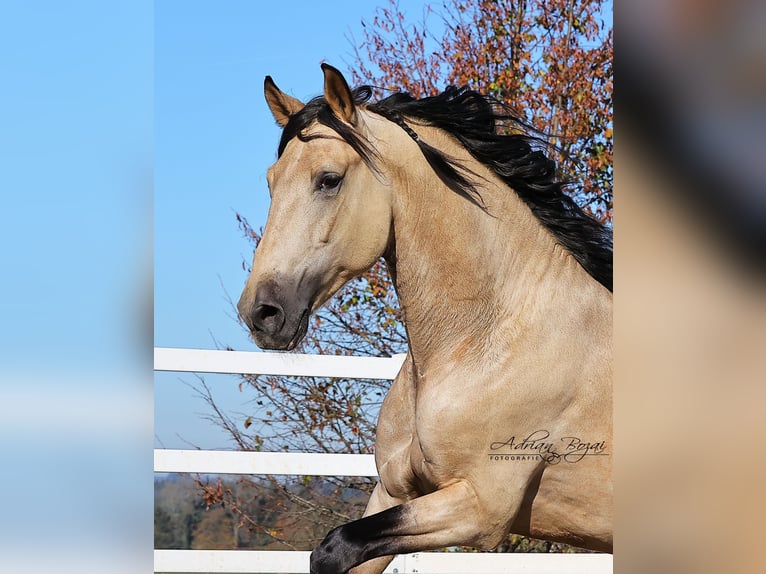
left=317, top=172, right=343, bottom=193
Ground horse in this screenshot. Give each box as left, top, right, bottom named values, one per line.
left=237, top=64, right=612, bottom=574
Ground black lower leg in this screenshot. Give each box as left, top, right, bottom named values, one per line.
left=310, top=505, right=408, bottom=574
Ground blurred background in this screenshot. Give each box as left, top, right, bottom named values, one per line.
left=0, top=1, right=152, bottom=573
left=618, top=0, right=765, bottom=572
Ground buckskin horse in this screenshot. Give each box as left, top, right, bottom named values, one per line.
left=237, top=64, right=612, bottom=574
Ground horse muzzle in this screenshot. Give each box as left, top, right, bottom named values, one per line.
left=238, top=279, right=311, bottom=351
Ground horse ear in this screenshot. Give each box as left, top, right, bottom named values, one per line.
left=264, top=76, right=304, bottom=127
left=321, top=63, right=356, bottom=125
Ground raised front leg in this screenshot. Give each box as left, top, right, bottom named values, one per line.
left=310, top=480, right=512, bottom=574
left=343, top=353, right=418, bottom=574
left=347, top=482, right=405, bottom=574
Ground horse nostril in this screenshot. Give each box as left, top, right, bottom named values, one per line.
left=252, top=303, right=285, bottom=335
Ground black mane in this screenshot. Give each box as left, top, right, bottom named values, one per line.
left=278, top=86, right=613, bottom=292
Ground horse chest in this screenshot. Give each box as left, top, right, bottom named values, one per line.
left=411, top=388, right=489, bottom=488
left=376, top=383, right=480, bottom=496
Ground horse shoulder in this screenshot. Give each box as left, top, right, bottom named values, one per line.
left=374, top=354, right=422, bottom=500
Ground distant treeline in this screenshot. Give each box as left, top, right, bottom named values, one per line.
left=155, top=474, right=586, bottom=553
left=154, top=474, right=370, bottom=550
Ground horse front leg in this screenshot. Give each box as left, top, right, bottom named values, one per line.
left=346, top=481, right=406, bottom=574
left=310, top=480, right=505, bottom=574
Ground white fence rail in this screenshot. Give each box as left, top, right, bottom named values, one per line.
left=154, top=448, right=378, bottom=477
left=155, top=549, right=611, bottom=574
left=155, top=346, right=406, bottom=379
left=154, top=347, right=613, bottom=574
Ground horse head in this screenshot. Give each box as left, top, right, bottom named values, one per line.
left=238, top=65, right=394, bottom=350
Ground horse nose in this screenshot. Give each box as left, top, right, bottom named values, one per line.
left=238, top=280, right=289, bottom=339
left=250, top=302, right=286, bottom=336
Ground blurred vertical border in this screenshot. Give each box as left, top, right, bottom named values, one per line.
left=617, top=0, right=765, bottom=573
left=0, top=1, right=153, bottom=573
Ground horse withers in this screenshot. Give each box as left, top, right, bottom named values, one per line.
left=237, top=64, right=613, bottom=574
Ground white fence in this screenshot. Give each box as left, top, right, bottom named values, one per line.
left=154, top=347, right=613, bottom=574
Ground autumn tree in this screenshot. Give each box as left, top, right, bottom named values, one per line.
left=195, top=0, right=611, bottom=553
left=352, top=0, right=613, bottom=222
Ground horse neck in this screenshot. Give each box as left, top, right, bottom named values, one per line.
left=383, top=126, right=609, bottom=370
